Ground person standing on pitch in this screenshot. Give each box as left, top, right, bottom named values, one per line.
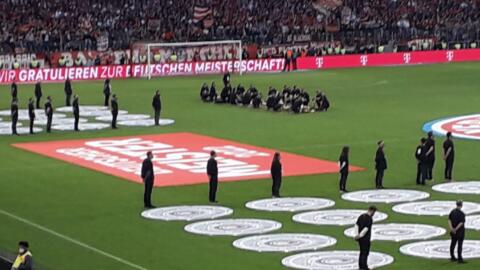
left=449, top=200, right=466, bottom=263
left=141, top=151, right=155, bottom=208
left=11, top=241, right=33, bottom=270
left=72, top=94, right=80, bottom=131
left=11, top=98, right=19, bottom=135
left=103, top=79, right=111, bottom=106
left=64, top=78, right=72, bottom=106
left=207, top=150, right=218, bottom=203
left=425, top=131, right=435, bottom=181
left=354, top=206, right=377, bottom=270
left=44, top=96, right=53, bottom=133
left=152, top=90, right=162, bottom=126
left=271, top=152, right=282, bottom=197
left=375, top=141, right=387, bottom=189
left=443, top=132, right=455, bottom=181
left=11, top=80, right=18, bottom=101
left=338, top=146, right=349, bottom=192
left=34, top=81, right=42, bottom=109
left=415, top=138, right=427, bottom=185
left=28, top=98, right=35, bottom=134
left=110, top=94, right=118, bottom=129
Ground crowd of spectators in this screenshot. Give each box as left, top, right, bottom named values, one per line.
left=1, top=0, right=479, bottom=55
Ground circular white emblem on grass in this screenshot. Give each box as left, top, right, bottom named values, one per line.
left=34, top=117, right=88, bottom=126
left=52, top=123, right=110, bottom=131
left=400, top=240, right=480, bottom=259
left=432, top=181, right=480, bottom=194
left=233, top=233, right=336, bottom=253
left=344, top=223, right=445, bottom=242
left=393, top=200, right=480, bottom=216
left=117, top=118, right=175, bottom=127
left=293, top=209, right=388, bottom=226
left=282, top=250, right=394, bottom=270
left=141, top=205, right=233, bottom=221
left=17, top=111, right=67, bottom=121
left=466, top=215, right=480, bottom=230
left=423, top=114, right=480, bottom=140
left=342, top=189, right=430, bottom=203
left=246, top=197, right=335, bottom=212
left=56, top=105, right=109, bottom=112
left=184, top=218, right=282, bottom=236
left=0, top=127, right=42, bottom=135
left=95, top=114, right=150, bottom=122
left=0, top=122, right=23, bottom=128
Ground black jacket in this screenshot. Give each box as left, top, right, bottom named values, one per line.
left=207, top=158, right=218, bottom=177
left=45, top=101, right=53, bottom=116
left=73, top=98, right=79, bottom=115
left=375, top=148, right=387, bottom=170
left=28, top=102, right=35, bottom=118
left=141, top=158, right=154, bottom=180
left=271, top=159, right=282, bottom=179
left=64, top=79, right=72, bottom=94
left=111, top=98, right=118, bottom=113
left=152, top=94, right=161, bottom=111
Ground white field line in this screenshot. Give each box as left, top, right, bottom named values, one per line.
left=0, top=209, right=147, bottom=270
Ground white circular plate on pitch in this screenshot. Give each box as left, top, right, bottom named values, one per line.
left=344, top=223, right=446, bottom=242
left=432, top=181, right=480, bottom=195
left=466, top=215, right=480, bottom=230
left=293, top=209, right=388, bottom=226
left=282, top=250, right=394, bottom=270
left=95, top=114, right=150, bottom=122
left=233, top=233, right=336, bottom=253
left=393, top=200, right=480, bottom=216
left=34, top=118, right=88, bottom=126
left=0, top=127, right=42, bottom=135
left=56, top=105, right=109, bottom=112
left=400, top=240, right=480, bottom=259
left=141, top=205, right=233, bottom=221
left=0, top=122, right=23, bottom=128
left=245, top=197, right=335, bottom=212
left=117, top=118, right=175, bottom=127
left=342, top=189, right=430, bottom=203
left=52, top=123, right=110, bottom=131
left=184, top=218, right=282, bottom=236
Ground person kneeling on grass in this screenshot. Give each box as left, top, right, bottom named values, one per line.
left=209, top=82, right=217, bottom=102
left=200, top=83, right=210, bottom=102
left=252, top=93, right=263, bottom=109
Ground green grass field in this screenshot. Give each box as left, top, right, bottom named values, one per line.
left=1, top=62, right=480, bottom=270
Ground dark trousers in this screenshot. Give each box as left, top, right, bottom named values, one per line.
left=29, top=116, right=34, bottom=134
left=46, top=115, right=52, bottom=132
left=154, top=110, right=161, bottom=125
left=143, top=178, right=154, bottom=207
left=104, top=94, right=110, bottom=106
left=375, top=169, right=384, bottom=188
left=11, top=117, right=17, bottom=134
left=282, top=60, right=291, bottom=72
left=272, top=177, right=282, bottom=197
left=111, top=112, right=117, bottom=128
left=445, top=158, right=454, bottom=180
left=358, top=239, right=371, bottom=270
left=416, top=163, right=426, bottom=185
left=65, top=94, right=71, bottom=106
left=74, top=113, right=79, bottom=131
left=450, top=234, right=464, bottom=260
left=426, top=159, right=435, bottom=180
left=339, top=172, right=348, bottom=191
left=36, top=97, right=41, bottom=109
left=209, top=176, right=218, bottom=202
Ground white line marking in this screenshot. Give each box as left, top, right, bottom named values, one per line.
left=0, top=209, right=147, bottom=270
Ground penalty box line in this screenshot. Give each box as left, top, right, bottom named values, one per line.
left=0, top=209, right=147, bottom=270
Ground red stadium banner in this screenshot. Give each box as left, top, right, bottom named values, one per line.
left=2, top=49, right=480, bottom=84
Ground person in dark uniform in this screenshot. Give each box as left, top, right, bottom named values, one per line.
left=44, top=96, right=53, bottom=133
left=141, top=151, right=155, bottom=208
left=338, top=146, right=349, bottom=192
left=28, top=98, right=35, bottom=134
left=34, top=81, right=42, bottom=109
left=271, top=152, right=282, bottom=197
left=207, top=150, right=218, bottom=203
left=415, top=138, right=427, bottom=185
left=449, top=200, right=466, bottom=263
left=11, top=81, right=18, bottom=101
left=223, top=72, right=230, bottom=87
left=72, top=94, right=80, bottom=131
left=443, top=132, right=455, bottom=181
left=152, top=90, right=162, bottom=126
left=375, top=141, right=387, bottom=189
left=200, top=83, right=209, bottom=101
left=64, top=78, right=72, bottom=106
left=11, top=241, right=33, bottom=270
left=355, top=206, right=377, bottom=270
left=11, top=99, right=19, bottom=135
left=103, top=79, right=111, bottom=106
left=110, top=94, right=118, bottom=129
left=209, top=82, right=217, bottom=102
left=425, top=131, right=435, bottom=181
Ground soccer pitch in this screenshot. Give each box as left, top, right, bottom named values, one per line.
left=1, top=62, right=480, bottom=270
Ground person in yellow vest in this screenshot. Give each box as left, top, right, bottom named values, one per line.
left=11, top=241, right=33, bottom=270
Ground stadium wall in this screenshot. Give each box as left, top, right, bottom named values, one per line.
left=1, top=49, right=480, bottom=84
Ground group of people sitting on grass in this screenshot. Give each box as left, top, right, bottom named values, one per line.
left=200, top=77, right=330, bottom=114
